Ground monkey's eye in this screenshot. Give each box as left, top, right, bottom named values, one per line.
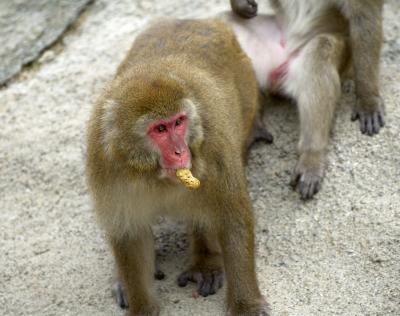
left=175, top=116, right=185, bottom=126
left=156, top=124, right=167, bottom=133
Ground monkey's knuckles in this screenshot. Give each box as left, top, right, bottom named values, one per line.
left=177, top=267, right=223, bottom=297
left=290, top=162, right=324, bottom=200
left=298, top=177, right=322, bottom=200
left=236, top=0, right=258, bottom=18
left=352, top=96, right=385, bottom=136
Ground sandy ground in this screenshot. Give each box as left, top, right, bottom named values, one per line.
left=0, top=0, right=399, bottom=315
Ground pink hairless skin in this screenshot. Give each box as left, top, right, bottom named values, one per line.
left=147, top=112, right=191, bottom=178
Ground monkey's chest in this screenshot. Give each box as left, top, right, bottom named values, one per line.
left=127, top=182, right=196, bottom=222
left=228, top=15, right=290, bottom=90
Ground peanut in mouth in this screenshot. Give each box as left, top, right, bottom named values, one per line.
left=175, top=169, right=200, bottom=189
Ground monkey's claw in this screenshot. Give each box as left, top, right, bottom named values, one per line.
left=291, top=171, right=322, bottom=200
left=154, top=268, right=165, bottom=280
left=113, top=281, right=129, bottom=309
left=351, top=96, right=385, bottom=136
left=233, top=0, right=258, bottom=18
left=177, top=268, right=223, bottom=297
left=113, top=269, right=164, bottom=310
left=290, top=157, right=324, bottom=200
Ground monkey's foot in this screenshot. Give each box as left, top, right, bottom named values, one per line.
left=154, top=269, right=165, bottom=280
left=290, top=152, right=324, bottom=200
left=239, top=309, right=270, bottom=316
left=126, top=304, right=160, bottom=316
left=177, top=264, right=223, bottom=297
left=351, top=96, right=385, bottom=136
left=249, top=125, right=274, bottom=147
left=230, top=301, right=271, bottom=316
left=232, top=0, right=258, bottom=18
left=113, top=281, right=129, bottom=309
left=113, top=282, right=160, bottom=315
left=113, top=270, right=164, bottom=310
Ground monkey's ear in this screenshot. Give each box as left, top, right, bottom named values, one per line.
left=100, top=99, right=118, bottom=132
left=98, top=98, right=120, bottom=159
left=182, top=99, right=204, bottom=145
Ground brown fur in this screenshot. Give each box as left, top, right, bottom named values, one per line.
left=86, top=18, right=268, bottom=315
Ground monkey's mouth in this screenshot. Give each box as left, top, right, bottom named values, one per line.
left=161, top=168, right=179, bottom=179
left=160, top=165, right=191, bottom=182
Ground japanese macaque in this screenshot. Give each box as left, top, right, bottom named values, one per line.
left=86, top=18, right=270, bottom=316
left=227, top=0, right=385, bottom=199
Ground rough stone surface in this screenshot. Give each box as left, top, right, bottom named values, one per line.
left=0, top=1, right=399, bottom=315
left=0, top=0, right=91, bottom=85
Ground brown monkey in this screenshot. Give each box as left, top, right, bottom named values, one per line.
left=227, top=0, right=384, bottom=199
left=86, top=18, right=269, bottom=315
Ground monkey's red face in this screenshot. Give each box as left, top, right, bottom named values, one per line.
left=147, top=112, right=191, bottom=173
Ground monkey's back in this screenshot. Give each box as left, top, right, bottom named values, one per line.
left=116, top=18, right=259, bottom=156
left=118, top=18, right=249, bottom=78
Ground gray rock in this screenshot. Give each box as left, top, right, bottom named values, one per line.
left=0, top=0, right=91, bottom=85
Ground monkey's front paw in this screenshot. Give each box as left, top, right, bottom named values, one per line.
left=351, top=96, right=385, bottom=136
left=177, top=266, right=223, bottom=297
left=290, top=154, right=324, bottom=200
left=232, top=0, right=258, bottom=18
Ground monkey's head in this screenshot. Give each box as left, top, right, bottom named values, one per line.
left=100, top=72, right=203, bottom=180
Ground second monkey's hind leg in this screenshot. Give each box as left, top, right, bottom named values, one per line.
left=284, top=34, right=347, bottom=199
left=177, top=226, right=224, bottom=297
left=346, top=2, right=385, bottom=135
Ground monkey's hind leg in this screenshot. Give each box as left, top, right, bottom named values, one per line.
left=177, top=227, right=224, bottom=297
left=285, top=34, right=346, bottom=199
left=347, top=2, right=385, bottom=136
left=110, top=227, right=160, bottom=315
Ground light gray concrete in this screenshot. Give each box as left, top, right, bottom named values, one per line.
left=0, top=0, right=399, bottom=315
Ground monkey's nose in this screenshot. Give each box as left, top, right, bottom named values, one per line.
left=174, top=148, right=185, bottom=156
